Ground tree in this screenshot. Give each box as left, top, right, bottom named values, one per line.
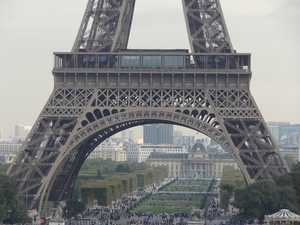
left=97, top=169, right=103, bottom=179
left=220, top=184, right=235, bottom=210
left=0, top=174, right=29, bottom=223
left=115, top=163, right=130, bottom=173
left=65, top=199, right=85, bottom=218
left=287, top=163, right=300, bottom=206
left=220, top=166, right=245, bottom=211
left=234, top=181, right=299, bottom=220
left=65, top=181, right=86, bottom=218
left=284, top=155, right=298, bottom=169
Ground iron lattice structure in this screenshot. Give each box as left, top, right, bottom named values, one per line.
left=8, top=0, right=288, bottom=215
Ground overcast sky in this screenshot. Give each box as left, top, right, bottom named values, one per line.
left=0, top=0, right=299, bottom=138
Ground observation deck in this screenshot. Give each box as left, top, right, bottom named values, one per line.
left=52, top=49, right=251, bottom=89
left=54, top=49, right=251, bottom=72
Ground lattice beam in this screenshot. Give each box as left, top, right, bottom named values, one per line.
left=72, top=0, right=136, bottom=52
left=182, top=0, right=234, bottom=53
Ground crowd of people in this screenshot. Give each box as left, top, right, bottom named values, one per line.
left=68, top=210, right=190, bottom=225
left=64, top=178, right=227, bottom=225
left=66, top=179, right=191, bottom=225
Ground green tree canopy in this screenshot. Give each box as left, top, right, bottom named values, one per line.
left=0, top=164, right=8, bottom=176
left=234, top=180, right=299, bottom=220
left=220, top=166, right=245, bottom=210
left=0, top=174, right=29, bottom=223
left=223, top=163, right=300, bottom=221
left=115, top=163, right=130, bottom=173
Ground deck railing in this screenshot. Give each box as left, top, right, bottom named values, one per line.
left=54, top=52, right=251, bottom=72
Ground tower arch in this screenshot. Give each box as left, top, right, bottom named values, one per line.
left=38, top=107, right=240, bottom=213
left=7, top=0, right=288, bottom=216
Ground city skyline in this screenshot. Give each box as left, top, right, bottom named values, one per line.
left=0, top=0, right=299, bottom=138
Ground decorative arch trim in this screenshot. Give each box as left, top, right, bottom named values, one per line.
left=38, top=107, right=237, bottom=212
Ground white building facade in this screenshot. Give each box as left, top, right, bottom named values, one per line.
left=0, top=143, right=22, bottom=164
left=147, top=145, right=238, bottom=179
left=89, top=140, right=127, bottom=162
left=137, top=144, right=187, bottom=163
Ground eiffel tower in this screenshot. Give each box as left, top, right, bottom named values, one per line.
left=8, top=0, right=288, bottom=215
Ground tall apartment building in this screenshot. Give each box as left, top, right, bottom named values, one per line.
left=143, top=124, right=173, bottom=145
left=125, top=141, right=139, bottom=162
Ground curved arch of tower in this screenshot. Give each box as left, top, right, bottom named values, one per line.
left=8, top=0, right=288, bottom=216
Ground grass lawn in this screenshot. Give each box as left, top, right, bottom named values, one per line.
left=131, top=179, right=213, bottom=214
left=131, top=198, right=203, bottom=214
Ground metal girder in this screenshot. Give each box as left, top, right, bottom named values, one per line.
left=72, top=0, right=136, bottom=52
left=182, top=0, right=234, bottom=53
left=224, top=117, right=287, bottom=180
left=73, top=0, right=232, bottom=53
left=8, top=82, right=288, bottom=214
left=37, top=107, right=231, bottom=213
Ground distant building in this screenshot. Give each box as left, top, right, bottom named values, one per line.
left=269, top=123, right=281, bottom=142
left=0, top=142, right=22, bottom=164
left=125, top=141, right=139, bottom=162
left=268, top=122, right=300, bottom=146
left=0, top=154, right=16, bottom=164
left=173, top=135, right=195, bottom=149
left=279, top=145, right=300, bottom=164
left=213, top=153, right=239, bottom=178
left=0, top=143, right=22, bottom=155
left=147, top=142, right=237, bottom=179
left=14, top=124, right=31, bottom=141
left=148, top=152, right=188, bottom=178
left=143, top=124, right=173, bottom=145
left=89, top=140, right=127, bottom=162
left=137, top=144, right=187, bottom=163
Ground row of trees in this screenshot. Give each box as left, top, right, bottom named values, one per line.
left=79, top=159, right=146, bottom=179
left=0, top=165, right=29, bottom=223
left=65, top=160, right=166, bottom=218
left=221, top=164, right=300, bottom=221
left=79, top=166, right=168, bottom=207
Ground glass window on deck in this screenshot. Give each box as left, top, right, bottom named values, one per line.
left=62, top=55, right=75, bottom=68
left=164, top=56, right=184, bottom=67
left=121, top=56, right=140, bottom=67
left=78, top=55, right=97, bottom=68
left=142, top=56, right=162, bottom=67
left=215, top=56, right=226, bottom=69
left=193, top=55, right=206, bottom=68
left=207, top=56, right=217, bottom=69
left=239, top=55, right=250, bottom=70
left=229, top=55, right=239, bottom=69
left=99, top=55, right=110, bottom=68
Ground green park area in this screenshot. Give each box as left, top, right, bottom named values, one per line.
left=220, top=164, right=300, bottom=221
left=131, top=194, right=203, bottom=214
left=161, top=179, right=211, bottom=192
left=131, top=179, right=214, bottom=214
left=77, top=160, right=168, bottom=207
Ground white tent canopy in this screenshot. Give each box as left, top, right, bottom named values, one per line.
left=265, top=209, right=300, bottom=223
